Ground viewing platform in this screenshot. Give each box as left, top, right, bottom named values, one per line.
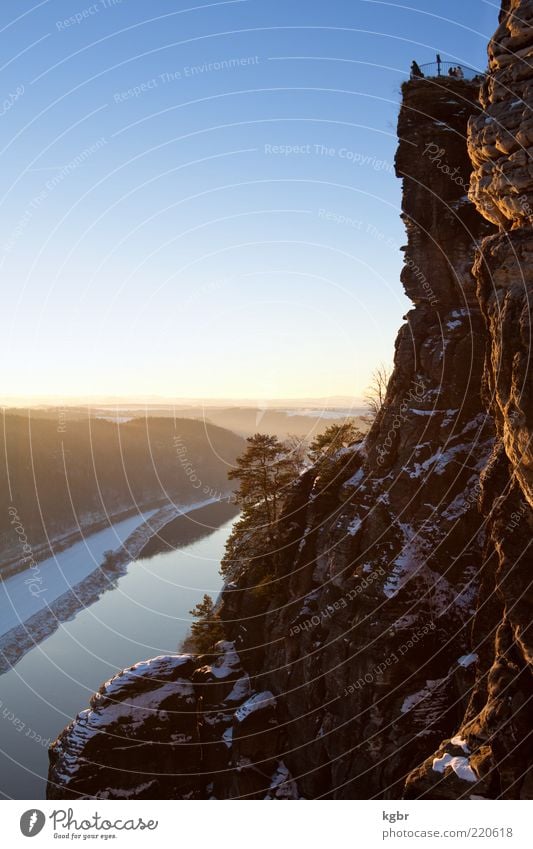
left=410, top=61, right=484, bottom=81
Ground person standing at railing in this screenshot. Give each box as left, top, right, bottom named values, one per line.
left=436, top=53, right=442, bottom=75
left=410, top=60, right=424, bottom=79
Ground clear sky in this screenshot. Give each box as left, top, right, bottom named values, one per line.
left=0, top=0, right=499, bottom=402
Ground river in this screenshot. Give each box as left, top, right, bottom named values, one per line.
left=0, top=500, right=238, bottom=800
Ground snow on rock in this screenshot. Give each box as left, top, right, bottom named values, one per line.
left=224, top=674, right=252, bottom=704
left=401, top=679, right=446, bottom=714
left=235, top=691, right=276, bottom=723
left=100, top=654, right=194, bottom=700
left=94, top=780, right=157, bottom=799
left=383, top=523, right=426, bottom=599
left=345, top=468, right=364, bottom=488
left=84, top=680, right=195, bottom=734
left=264, top=761, right=300, bottom=800
left=347, top=517, right=363, bottom=536
left=207, top=641, right=242, bottom=679
left=441, top=475, right=480, bottom=521
left=48, top=636, right=294, bottom=799
left=457, top=652, right=478, bottom=668
left=432, top=753, right=478, bottom=783
left=450, top=734, right=471, bottom=753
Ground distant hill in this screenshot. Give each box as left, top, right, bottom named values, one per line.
left=4, top=403, right=368, bottom=441
left=173, top=406, right=367, bottom=440
left=0, top=413, right=244, bottom=574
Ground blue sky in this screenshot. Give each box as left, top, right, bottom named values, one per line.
left=0, top=0, right=498, bottom=401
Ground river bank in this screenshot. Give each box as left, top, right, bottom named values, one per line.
left=1, top=498, right=172, bottom=581
left=0, top=503, right=238, bottom=799
left=0, top=497, right=234, bottom=674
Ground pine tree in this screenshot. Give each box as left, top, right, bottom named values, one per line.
left=309, top=421, right=363, bottom=464
left=188, top=594, right=224, bottom=654
left=228, top=433, right=295, bottom=526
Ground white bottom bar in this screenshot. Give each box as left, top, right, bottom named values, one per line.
left=3, top=799, right=530, bottom=847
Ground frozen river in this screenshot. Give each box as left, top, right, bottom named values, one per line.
left=0, top=500, right=237, bottom=799
left=0, top=511, right=157, bottom=636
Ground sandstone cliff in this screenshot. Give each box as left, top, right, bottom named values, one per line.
left=47, top=2, right=532, bottom=801
left=406, top=0, right=533, bottom=799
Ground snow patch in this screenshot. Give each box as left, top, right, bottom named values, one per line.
left=401, top=678, right=446, bottom=714
left=224, top=674, right=251, bottom=704
left=383, top=523, right=425, bottom=599
left=264, top=760, right=299, bottom=800
left=207, top=641, right=241, bottom=679
left=235, top=691, right=276, bottom=723
left=458, top=652, right=478, bottom=668
left=450, top=734, right=470, bottom=753
left=102, top=654, right=193, bottom=698
left=432, top=753, right=478, bottom=783
left=347, top=517, right=363, bottom=536
left=345, top=468, right=364, bottom=487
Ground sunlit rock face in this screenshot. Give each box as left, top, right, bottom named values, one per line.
left=406, top=0, right=533, bottom=799
left=474, top=234, right=533, bottom=510
left=467, top=0, right=533, bottom=508
left=469, top=0, right=533, bottom=229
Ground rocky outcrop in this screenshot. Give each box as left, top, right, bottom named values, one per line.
left=468, top=0, right=533, bottom=229
left=48, top=1, right=532, bottom=800
left=48, top=641, right=299, bottom=799
left=405, top=0, right=533, bottom=799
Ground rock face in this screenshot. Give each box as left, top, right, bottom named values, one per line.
left=468, top=0, right=533, bottom=229
left=216, top=77, right=497, bottom=800
left=406, top=0, right=533, bottom=799
left=48, top=1, right=532, bottom=800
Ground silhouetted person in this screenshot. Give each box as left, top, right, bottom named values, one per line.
left=436, top=53, right=442, bottom=75
left=448, top=66, right=456, bottom=77
left=410, top=60, right=424, bottom=79
left=456, top=65, right=464, bottom=79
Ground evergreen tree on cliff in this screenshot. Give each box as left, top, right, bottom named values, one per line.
left=308, top=421, right=363, bottom=464
left=228, top=433, right=294, bottom=526
left=222, top=434, right=296, bottom=578
left=187, top=593, right=224, bottom=654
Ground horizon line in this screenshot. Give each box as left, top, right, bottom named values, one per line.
left=1, top=395, right=366, bottom=408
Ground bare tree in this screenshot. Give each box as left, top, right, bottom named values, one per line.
left=364, top=364, right=392, bottom=419
left=284, top=433, right=309, bottom=477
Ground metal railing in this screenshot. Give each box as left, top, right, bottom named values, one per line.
left=413, top=61, right=483, bottom=81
